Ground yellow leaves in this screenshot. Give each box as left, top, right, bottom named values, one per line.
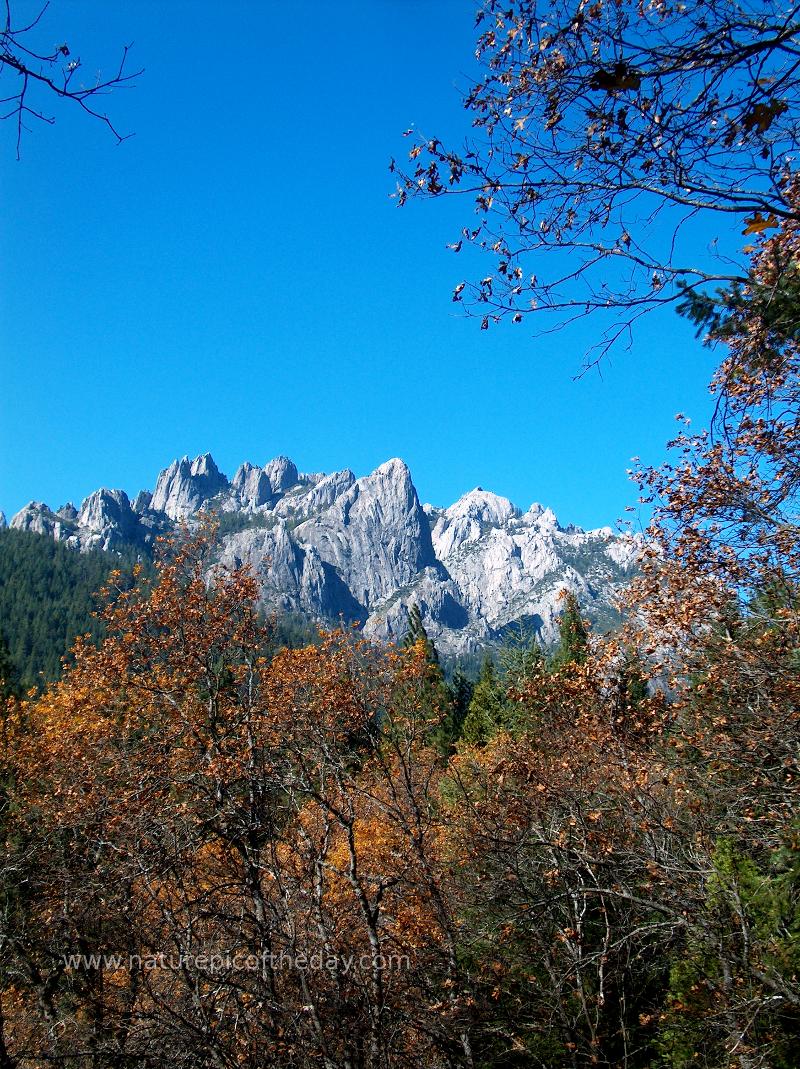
left=743, top=212, right=779, bottom=235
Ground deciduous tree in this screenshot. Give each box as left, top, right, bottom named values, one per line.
left=394, top=0, right=800, bottom=358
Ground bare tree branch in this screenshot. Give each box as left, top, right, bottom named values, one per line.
left=0, top=1, right=141, bottom=158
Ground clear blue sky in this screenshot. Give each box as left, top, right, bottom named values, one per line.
left=1, top=0, right=724, bottom=530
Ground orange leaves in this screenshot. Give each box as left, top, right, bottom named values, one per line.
left=743, top=212, right=779, bottom=235
left=18, top=489, right=800, bottom=1062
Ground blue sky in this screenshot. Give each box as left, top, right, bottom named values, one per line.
left=1, top=1, right=725, bottom=530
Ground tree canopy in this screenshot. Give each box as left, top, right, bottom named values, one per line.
left=394, top=0, right=800, bottom=357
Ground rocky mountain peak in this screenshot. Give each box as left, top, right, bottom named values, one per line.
left=524, top=502, right=559, bottom=528
left=150, top=453, right=229, bottom=520
left=296, top=458, right=437, bottom=610
left=293, top=469, right=355, bottom=517
left=449, top=488, right=520, bottom=525
left=77, top=489, right=139, bottom=552
left=264, top=456, right=298, bottom=494
left=10, top=501, right=62, bottom=539
left=373, top=457, right=412, bottom=480
left=232, top=462, right=274, bottom=509
left=432, top=488, right=520, bottom=559
left=132, top=491, right=152, bottom=514
left=191, top=452, right=222, bottom=478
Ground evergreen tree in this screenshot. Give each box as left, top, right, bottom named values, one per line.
left=0, top=631, right=19, bottom=700
left=498, top=622, right=545, bottom=689
left=616, top=650, right=648, bottom=709
left=551, top=591, right=589, bottom=670
left=403, top=602, right=439, bottom=665
left=461, top=657, right=510, bottom=746
left=0, top=529, right=149, bottom=689
left=440, top=666, right=474, bottom=750
left=401, top=603, right=456, bottom=755
left=610, top=647, right=650, bottom=740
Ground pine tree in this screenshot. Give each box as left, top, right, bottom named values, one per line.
left=439, top=666, right=474, bottom=749
left=0, top=631, right=20, bottom=700
left=498, top=622, right=545, bottom=688
left=401, top=602, right=456, bottom=755
left=461, top=657, right=510, bottom=746
left=403, top=602, right=440, bottom=665
left=611, top=648, right=649, bottom=738
left=551, top=592, right=589, bottom=670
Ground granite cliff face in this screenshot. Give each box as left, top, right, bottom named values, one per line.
left=8, top=454, right=641, bottom=655
left=150, top=454, right=229, bottom=520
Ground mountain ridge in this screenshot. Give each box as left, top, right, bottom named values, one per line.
left=7, top=453, right=641, bottom=655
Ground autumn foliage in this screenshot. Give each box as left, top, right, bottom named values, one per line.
left=0, top=526, right=474, bottom=1067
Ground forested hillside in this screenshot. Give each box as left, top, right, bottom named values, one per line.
left=0, top=529, right=147, bottom=689
left=0, top=528, right=325, bottom=690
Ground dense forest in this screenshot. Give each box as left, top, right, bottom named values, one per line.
left=0, top=528, right=326, bottom=691
left=2, top=193, right=799, bottom=1060
left=0, top=493, right=796, bottom=1066
left=0, top=528, right=148, bottom=690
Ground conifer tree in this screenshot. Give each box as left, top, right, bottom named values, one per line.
left=499, top=623, right=545, bottom=688
left=551, top=592, right=589, bottom=670
left=0, top=632, right=19, bottom=701
left=401, top=603, right=455, bottom=755
left=437, top=666, right=475, bottom=751
left=403, top=602, right=440, bottom=665
left=461, top=657, right=510, bottom=746
left=610, top=647, right=651, bottom=740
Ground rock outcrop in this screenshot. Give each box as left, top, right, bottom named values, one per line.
left=6, top=453, right=641, bottom=655
left=76, top=489, right=140, bottom=552
left=11, top=501, right=66, bottom=540
left=232, top=463, right=274, bottom=510
left=150, top=453, right=229, bottom=520
left=264, top=456, right=298, bottom=494
left=296, top=459, right=437, bottom=609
